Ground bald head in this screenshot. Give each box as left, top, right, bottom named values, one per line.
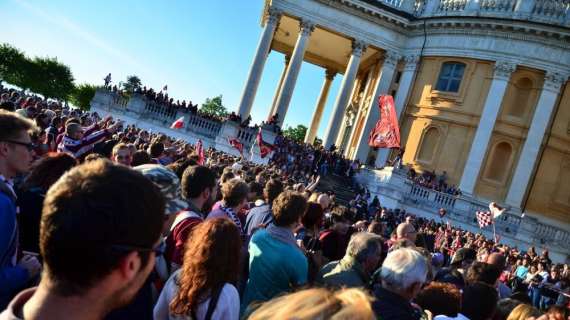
left=486, top=253, right=506, bottom=270
left=317, top=194, right=330, bottom=210
left=396, top=222, right=417, bottom=243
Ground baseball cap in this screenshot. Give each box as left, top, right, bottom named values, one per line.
left=133, top=164, right=186, bottom=215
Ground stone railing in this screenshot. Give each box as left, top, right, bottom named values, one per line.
left=374, top=0, right=570, bottom=26
left=186, top=113, right=222, bottom=138
left=89, top=89, right=277, bottom=164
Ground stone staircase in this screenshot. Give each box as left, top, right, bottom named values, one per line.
left=316, top=174, right=356, bottom=206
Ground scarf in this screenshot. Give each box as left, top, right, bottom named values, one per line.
left=220, top=205, right=243, bottom=234
left=267, top=224, right=299, bottom=250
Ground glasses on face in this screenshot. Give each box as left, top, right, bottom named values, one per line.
left=111, top=241, right=165, bottom=256
left=2, top=140, right=37, bottom=151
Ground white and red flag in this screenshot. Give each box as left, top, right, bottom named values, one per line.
left=196, top=139, right=205, bottom=165
left=256, top=128, right=275, bottom=159
left=170, top=116, right=185, bottom=129
left=228, top=137, right=244, bottom=155
left=368, top=95, right=400, bottom=149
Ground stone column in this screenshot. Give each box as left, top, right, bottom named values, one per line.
left=237, top=8, right=281, bottom=119
left=322, top=40, right=367, bottom=148
left=375, top=54, right=420, bottom=166
left=459, top=61, right=516, bottom=195
left=505, top=71, right=567, bottom=208
left=352, top=51, right=399, bottom=163
left=273, top=19, right=315, bottom=127
left=304, top=69, right=336, bottom=144
left=268, top=55, right=291, bottom=119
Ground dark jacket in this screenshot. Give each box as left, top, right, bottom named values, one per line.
left=316, top=256, right=370, bottom=288
left=372, top=285, right=421, bottom=320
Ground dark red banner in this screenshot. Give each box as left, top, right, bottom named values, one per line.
left=368, top=95, right=400, bottom=149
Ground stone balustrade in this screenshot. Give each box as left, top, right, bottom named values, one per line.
left=355, top=167, right=570, bottom=262
left=89, top=89, right=276, bottom=164
left=374, top=0, right=570, bottom=26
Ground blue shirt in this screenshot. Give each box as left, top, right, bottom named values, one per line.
left=242, top=229, right=307, bottom=311
left=515, top=265, right=529, bottom=279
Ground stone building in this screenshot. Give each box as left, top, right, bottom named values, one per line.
left=236, top=0, right=570, bottom=260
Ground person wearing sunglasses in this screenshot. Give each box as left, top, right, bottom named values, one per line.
left=0, top=110, right=42, bottom=310
left=1, top=159, right=165, bottom=320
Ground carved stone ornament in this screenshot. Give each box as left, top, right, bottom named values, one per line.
left=403, top=55, right=420, bottom=71
left=383, top=51, right=401, bottom=68
left=543, top=71, right=568, bottom=92
left=325, top=69, right=336, bottom=80
left=493, top=61, right=516, bottom=80
left=267, top=7, right=282, bottom=25
left=299, top=19, right=315, bottom=36
left=351, top=40, right=367, bottom=57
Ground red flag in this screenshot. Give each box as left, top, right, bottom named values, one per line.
left=368, top=95, right=400, bottom=148
left=228, top=137, right=244, bottom=154
left=196, top=139, right=204, bottom=165
left=256, top=129, right=274, bottom=159
left=170, top=116, right=185, bottom=129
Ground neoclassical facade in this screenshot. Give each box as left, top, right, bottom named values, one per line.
left=237, top=0, right=570, bottom=259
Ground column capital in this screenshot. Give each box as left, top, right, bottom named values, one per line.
left=325, top=69, right=336, bottom=80
left=351, top=40, right=367, bottom=57
left=266, top=7, right=282, bottom=25
left=403, top=54, right=420, bottom=71
left=382, top=51, right=401, bottom=68
left=299, top=19, right=315, bottom=36
left=543, top=70, right=568, bottom=92
left=493, top=61, right=516, bottom=80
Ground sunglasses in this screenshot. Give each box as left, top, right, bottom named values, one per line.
left=2, top=140, right=37, bottom=151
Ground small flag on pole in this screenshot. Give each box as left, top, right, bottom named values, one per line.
left=170, top=116, right=185, bottom=129
left=228, top=137, right=244, bottom=154
left=476, top=210, right=493, bottom=228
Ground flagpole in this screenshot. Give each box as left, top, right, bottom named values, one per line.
left=250, top=139, right=255, bottom=162
left=492, top=221, right=498, bottom=244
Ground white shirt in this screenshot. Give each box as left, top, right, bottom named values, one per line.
left=153, top=270, right=239, bottom=320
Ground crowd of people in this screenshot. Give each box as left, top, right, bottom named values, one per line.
left=407, top=166, right=463, bottom=196
left=0, top=84, right=569, bottom=320
left=107, top=83, right=278, bottom=129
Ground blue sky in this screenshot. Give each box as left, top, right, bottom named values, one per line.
left=0, top=0, right=343, bottom=137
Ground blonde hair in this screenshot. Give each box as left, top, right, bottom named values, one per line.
left=248, top=288, right=375, bottom=320
left=506, top=304, right=542, bottom=320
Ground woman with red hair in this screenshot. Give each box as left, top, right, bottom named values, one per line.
left=154, top=218, right=241, bottom=320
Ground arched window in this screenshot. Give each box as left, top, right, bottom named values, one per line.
left=507, top=77, right=533, bottom=118
left=435, top=62, right=466, bottom=92
left=417, top=127, right=440, bottom=163
left=485, top=142, right=512, bottom=182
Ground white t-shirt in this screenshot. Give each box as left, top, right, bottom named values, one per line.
left=153, top=270, right=239, bottom=320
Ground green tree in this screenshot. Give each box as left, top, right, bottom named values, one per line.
left=0, top=43, right=31, bottom=89
left=122, top=75, right=142, bottom=93
left=69, top=83, right=98, bottom=111
left=28, top=56, right=75, bottom=100
left=200, top=95, right=228, bottom=117
left=283, top=124, right=308, bottom=143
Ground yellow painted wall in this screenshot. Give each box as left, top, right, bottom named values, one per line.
left=475, top=68, right=544, bottom=201
left=400, top=57, right=493, bottom=187
left=526, top=82, right=570, bottom=224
